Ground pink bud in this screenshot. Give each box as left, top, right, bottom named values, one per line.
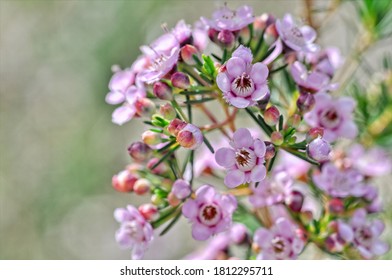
left=264, top=141, right=276, bottom=160
left=135, top=98, right=156, bottom=117
left=306, top=127, right=324, bottom=142
left=288, top=114, right=301, bottom=128
left=253, top=13, right=276, bottom=33
left=167, top=118, right=187, bottom=136
left=171, top=179, right=191, bottom=200
left=142, top=130, right=162, bottom=146
left=181, top=44, right=199, bottom=65
left=285, top=190, right=304, bottom=212
left=159, top=103, right=176, bottom=120
left=176, top=124, right=203, bottom=150
left=264, top=106, right=280, bottom=126
left=153, top=81, right=172, bottom=100
left=297, top=92, right=315, bottom=112
left=138, top=204, right=159, bottom=221
left=151, top=194, right=164, bottom=206
left=271, top=131, right=283, bottom=146
left=171, top=72, right=190, bottom=89
left=307, top=137, right=331, bottom=162
left=217, top=30, right=235, bottom=49
left=167, top=192, right=180, bottom=207
left=128, top=141, right=151, bottom=162
left=147, top=157, right=167, bottom=174
left=112, top=170, right=138, bottom=193
left=328, top=198, right=344, bottom=214
left=133, top=178, right=151, bottom=195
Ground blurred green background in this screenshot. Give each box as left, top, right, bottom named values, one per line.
left=0, top=0, right=391, bottom=259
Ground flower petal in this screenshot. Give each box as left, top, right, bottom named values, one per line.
left=250, top=164, right=267, bottom=182
left=250, top=63, right=269, bottom=84
left=252, top=84, right=269, bottom=101
left=229, top=97, right=251, bottom=108
left=182, top=200, right=198, bottom=219
left=215, top=147, right=236, bottom=167
left=105, top=91, right=125, bottom=105
left=112, top=105, right=135, bottom=125
left=224, top=169, right=245, bottom=188
left=226, top=57, right=246, bottom=77
left=233, top=128, right=253, bottom=148
left=300, top=26, right=316, bottom=42
left=192, top=224, right=212, bottom=241
left=216, top=72, right=231, bottom=92
left=253, top=139, right=266, bottom=157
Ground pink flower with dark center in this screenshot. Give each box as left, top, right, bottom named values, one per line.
left=304, top=93, right=358, bottom=142
left=114, top=205, right=154, bottom=259
left=217, top=45, right=269, bottom=108
left=276, top=14, right=319, bottom=53
left=215, top=128, right=267, bottom=188
left=313, top=163, right=369, bottom=198
left=182, top=185, right=237, bottom=240
left=201, top=5, right=254, bottom=32
left=348, top=209, right=389, bottom=259
left=254, top=218, right=304, bottom=259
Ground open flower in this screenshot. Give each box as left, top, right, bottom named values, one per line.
left=304, top=93, right=358, bottom=142
left=215, top=128, right=267, bottom=188
left=201, top=5, right=254, bottom=32
left=217, top=45, right=269, bottom=108
left=182, top=185, right=237, bottom=240
left=348, top=209, right=389, bottom=259
left=254, top=218, right=304, bottom=259
left=114, top=205, right=154, bottom=259
left=276, top=13, right=319, bottom=52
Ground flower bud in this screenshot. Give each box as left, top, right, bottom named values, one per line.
left=208, top=28, right=219, bottom=43
left=297, top=92, right=315, bottom=112
left=171, top=179, right=191, bottom=200
left=133, top=178, right=151, bottom=195
left=285, top=190, right=304, bottom=212
left=112, top=170, right=138, bottom=192
left=171, top=72, right=190, bottom=89
left=128, top=141, right=151, bottom=162
left=288, top=114, right=301, bottom=129
left=271, top=131, right=283, bottom=146
left=153, top=81, right=172, bottom=100
left=307, top=137, right=331, bottom=162
left=306, top=127, right=324, bottom=142
left=159, top=103, right=176, bottom=120
left=264, top=141, right=276, bottom=160
left=147, top=157, right=167, bottom=174
left=135, top=98, right=156, bottom=117
left=238, top=26, right=251, bottom=44
left=328, top=198, right=344, bottom=214
left=217, top=30, right=235, bottom=49
left=142, top=131, right=161, bottom=146
left=167, top=192, right=181, bottom=207
left=253, top=13, right=275, bottom=34
left=264, top=24, right=279, bottom=45
left=177, top=124, right=203, bottom=150
left=264, top=106, right=280, bottom=126
left=151, top=194, right=164, bottom=206
left=181, top=44, right=199, bottom=65
left=138, top=204, right=159, bottom=221
left=167, top=118, right=187, bottom=136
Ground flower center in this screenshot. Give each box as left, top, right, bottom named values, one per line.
left=231, top=73, right=255, bottom=97
left=355, top=227, right=373, bottom=245
left=123, top=221, right=144, bottom=242
left=199, top=204, right=221, bottom=226
left=235, top=148, right=256, bottom=172
left=271, top=236, right=288, bottom=258
left=320, top=108, right=340, bottom=129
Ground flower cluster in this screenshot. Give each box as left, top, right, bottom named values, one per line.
left=106, top=4, right=390, bottom=260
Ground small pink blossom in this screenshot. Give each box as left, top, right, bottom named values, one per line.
left=304, top=93, right=358, bottom=142
left=215, top=128, right=267, bottom=188
left=114, top=205, right=154, bottom=259
left=254, top=218, right=304, bottom=259
left=217, top=45, right=269, bottom=108
left=182, top=185, right=237, bottom=240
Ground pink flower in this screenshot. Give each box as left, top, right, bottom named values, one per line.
left=217, top=45, right=269, bottom=108
left=254, top=218, right=304, bottom=259
left=348, top=209, right=389, bottom=259
left=114, top=205, right=154, bottom=259
left=306, top=137, right=332, bottom=162
left=201, top=5, right=254, bottom=32
left=249, top=168, right=293, bottom=207
left=313, top=163, right=369, bottom=198
left=304, top=93, right=358, bottom=142
left=182, top=185, right=237, bottom=240
left=276, top=14, right=319, bottom=53
left=302, top=47, right=343, bottom=77
left=290, top=61, right=336, bottom=93
left=215, top=128, right=267, bottom=188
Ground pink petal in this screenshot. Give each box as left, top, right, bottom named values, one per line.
left=338, top=223, right=354, bottom=243
left=337, top=121, right=358, bottom=139
left=262, top=39, right=283, bottom=65
left=254, top=228, right=272, bottom=248
left=291, top=61, right=307, bottom=84
left=226, top=57, right=246, bottom=77
left=250, top=63, right=269, bottom=84
left=182, top=200, right=198, bottom=219
left=253, top=139, right=266, bottom=157
left=372, top=241, right=389, bottom=256
left=195, top=185, right=215, bottom=202
left=105, top=91, right=125, bottom=105
left=215, top=147, right=236, bottom=167
left=221, top=194, right=237, bottom=213
left=275, top=218, right=293, bottom=238
left=232, top=45, right=253, bottom=64
left=216, top=72, right=231, bottom=92
left=233, top=128, right=253, bottom=148
left=229, top=97, right=251, bottom=108
left=112, top=106, right=135, bottom=125
left=252, top=84, right=269, bottom=101
left=336, top=97, right=356, bottom=112
left=300, top=26, right=316, bottom=42
left=224, top=169, right=245, bottom=188
left=250, top=164, right=266, bottom=182
left=192, top=224, right=211, bottom=240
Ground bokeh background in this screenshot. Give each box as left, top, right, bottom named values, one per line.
left=1, top=0, right=391, bottom=259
